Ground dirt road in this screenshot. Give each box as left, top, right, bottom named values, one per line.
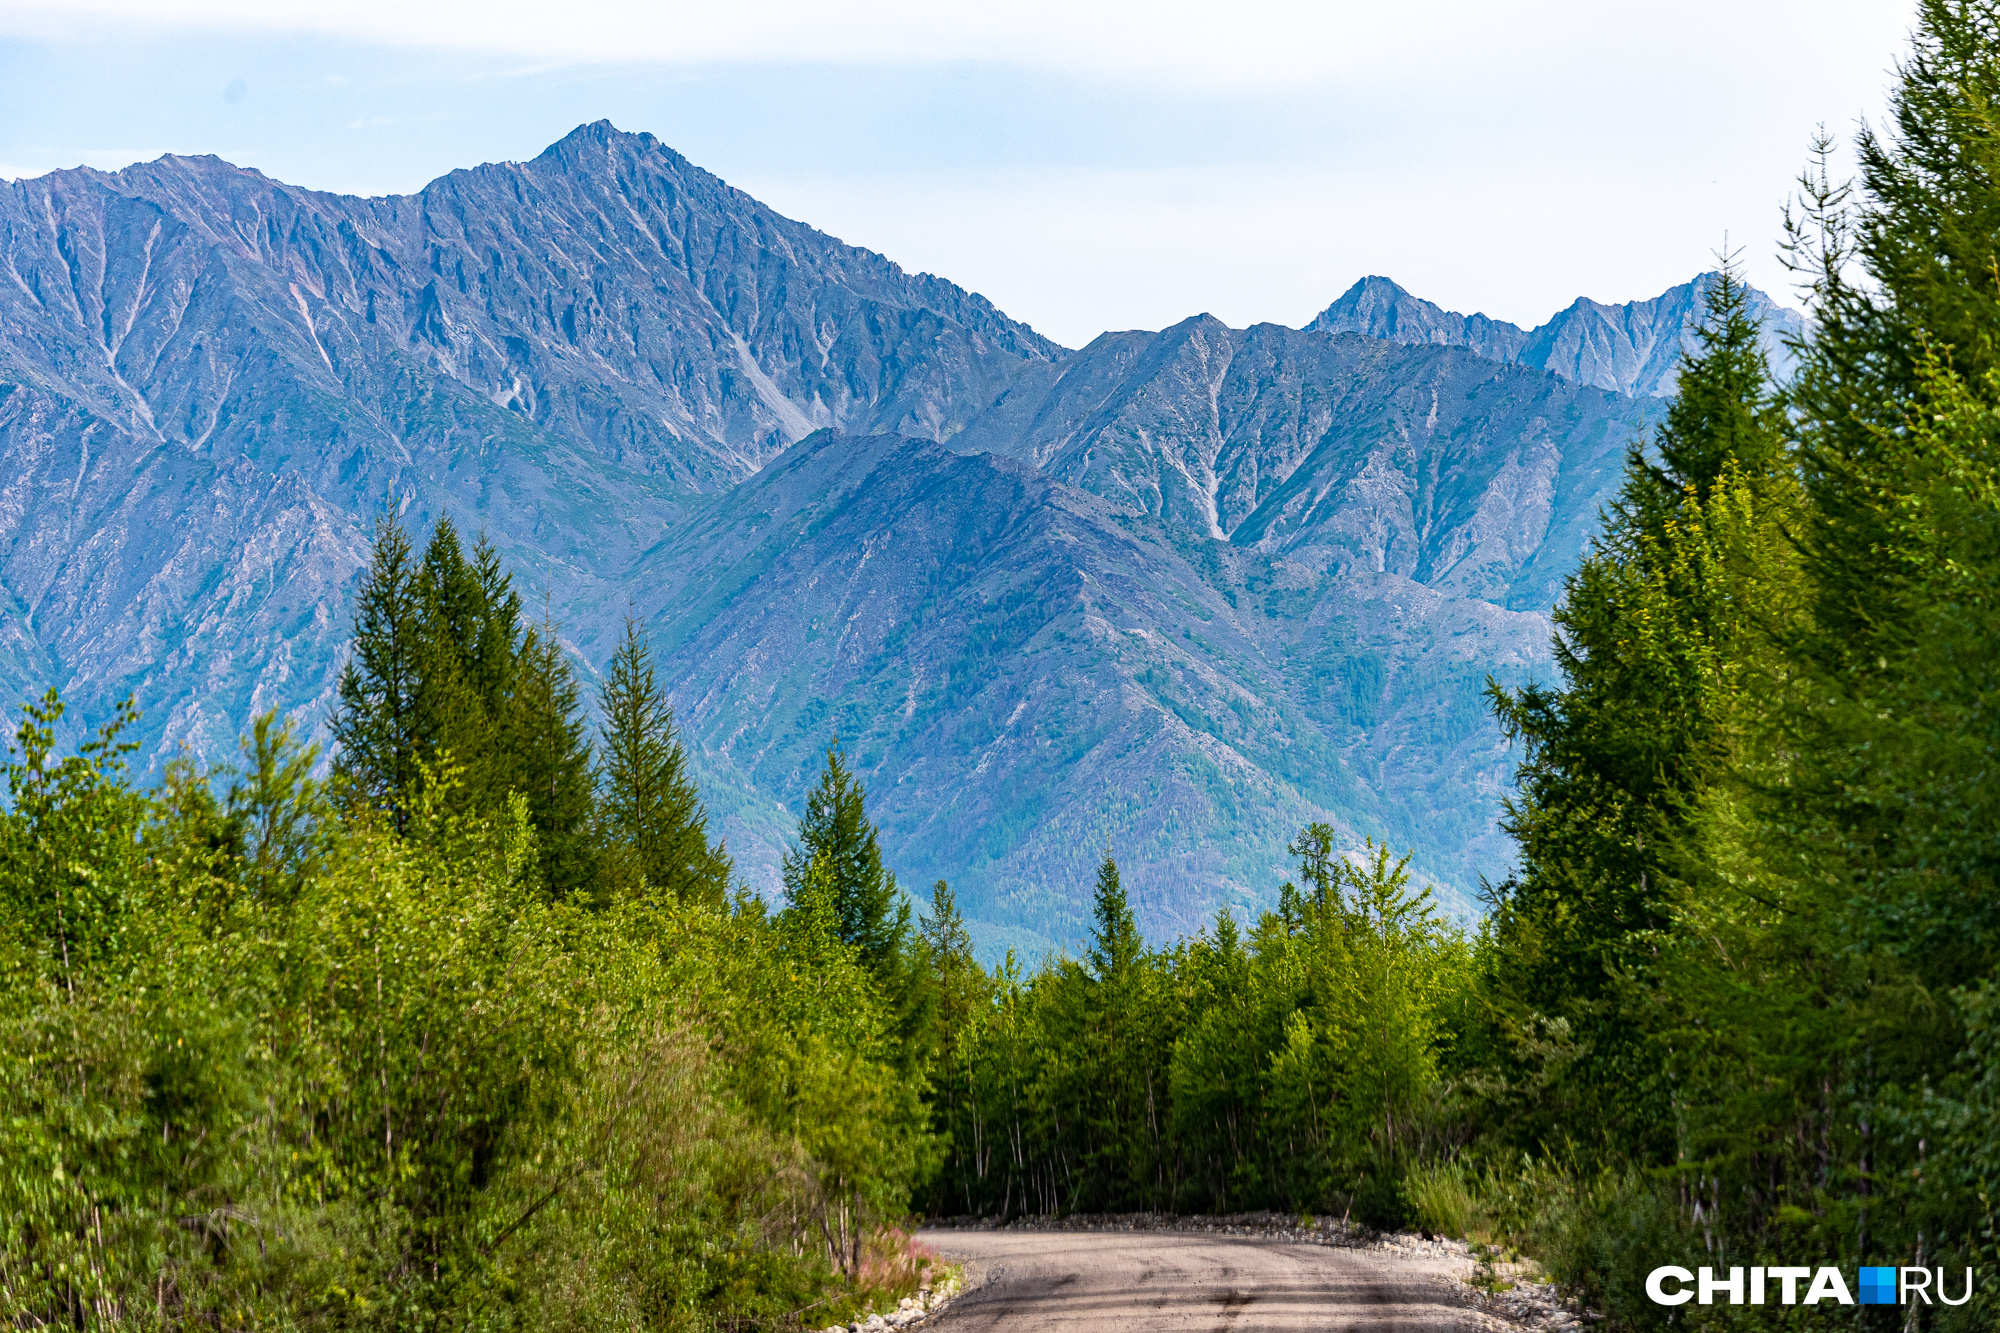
left=915, top=1227, right=1502, bottom=1332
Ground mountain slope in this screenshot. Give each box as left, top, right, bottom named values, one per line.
left=628, top=430, right=1371, bottom=947
left=1306, top=272, right=1805, bottom=396
left=641, top=324, right=1663, bottom=948
left=0, top=124, right=1698, bottom=953
left=0, top=122, right=1058, bottom=758
left=951, top=315, right=1657, bottom=608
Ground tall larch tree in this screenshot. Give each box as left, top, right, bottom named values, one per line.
left=1483, top=261, right=1791, bottom=1158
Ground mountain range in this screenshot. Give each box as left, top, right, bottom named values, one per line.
left=1307, top=272, right=1805, bottom=397
left=0, top=121, right=1800, bottom=955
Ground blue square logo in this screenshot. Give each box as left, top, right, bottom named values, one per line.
left=1858, top=1267, right=1898, bottom=1305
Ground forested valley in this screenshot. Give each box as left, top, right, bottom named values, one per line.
left=6, top=3, right=2000, bottom=1328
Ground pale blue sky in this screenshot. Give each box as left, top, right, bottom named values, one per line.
left=0, top=1, right=1917, bottom=346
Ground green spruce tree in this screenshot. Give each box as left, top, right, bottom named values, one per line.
left=333, top=509, right=424, bottom=827
left=467, top=532, right=523, bottom=720
left=782, top=744, right=924, bottom=1067
left=782, top=744, right=911, bottom=976
left=919, top=878, right=978, bottom=1034
left=597, top=616, right=730, bottom=909
left=1086, top=851, right=1141, bottom=983
left=411, top=515, right=496, bottom=800
left=506, top=616, right=597, bottom=900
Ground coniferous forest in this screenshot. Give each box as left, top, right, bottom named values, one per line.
left=5, top=3, right=2000, bottom=1328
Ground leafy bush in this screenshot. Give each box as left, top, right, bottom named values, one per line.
left=0, top=691, right=934, bottom=1330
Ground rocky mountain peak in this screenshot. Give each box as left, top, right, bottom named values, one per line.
left=0, top=124, right=1774, bottom=952
left=1306, top=270, right=1805, bottom=397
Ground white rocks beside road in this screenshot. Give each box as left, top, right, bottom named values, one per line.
left=815, top=1273, right=963, bottom=1333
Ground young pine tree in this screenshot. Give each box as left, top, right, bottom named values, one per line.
left=597, top=616, right=730, bottom=909
left=782, top=744, right=911, bottom=977
left=506, top=617, right=597, bottom=900
left=333, top=510, right=424, bottom=827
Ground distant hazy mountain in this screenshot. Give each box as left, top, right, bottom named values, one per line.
left=0, top=123, right=1689, bottom=955
left=1306, top=272, right=1806, bottom=397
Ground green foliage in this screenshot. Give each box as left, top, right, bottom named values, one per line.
left=21, top=16, right=2000, bottom=1327
left=598, top=616, right=731, bottom=910
left=333, top=509, right=424, bottom=826
left=1086, top=851, right=1140, bottom=981
left=1482, top=261, right=1793, bottom=1059
left=1403, top=1161, right=1473, bottom=1239
left=334, top=512, right=597, bottom=900
left=0, top=623, right=933, bottom=1325
left=782, top=744, right=925, bottom=1066
left=1451, top=9, right=2000, bottom=1324
left=914, top=879, right=992, bottom=1215
left=929, top=837, right=1474, bottom=1221
left=506, top=616, right=597, bottom=900
left=783, top=744, right=911, bottom=976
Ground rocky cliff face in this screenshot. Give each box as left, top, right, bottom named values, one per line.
left=1306, top=272, right=1805, bottom=397
left=0, top=123, right=1696, bottom=953
left=663, top=321, right=1662, bottom=943
left=1303, top=276, right=1533, bottom=366
left=0, top=121, right=1057, bottom=762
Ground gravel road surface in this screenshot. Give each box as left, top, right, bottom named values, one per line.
left=915, top=1227, right=1498, bottom=1332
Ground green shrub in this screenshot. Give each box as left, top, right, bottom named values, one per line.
left=1523, top=1170, right=1694, bottom=1331
left=1404, top=1161, right=1475, bottom=1238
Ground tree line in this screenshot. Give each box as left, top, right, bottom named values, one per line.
left=3, top=3, right=1999, bottom=1329
left=924, top=12, right=2000, bottom=1329
left=0, top=506, right=964, bottom=1327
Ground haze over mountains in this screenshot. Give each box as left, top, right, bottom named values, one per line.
left=1307, top=272, right=1806, bottom=398
left=0, top=121, right=1801, bottom=953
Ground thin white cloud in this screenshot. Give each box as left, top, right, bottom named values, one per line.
left=0, top=0, right=1918, bottom=91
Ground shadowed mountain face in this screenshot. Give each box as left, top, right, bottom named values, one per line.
left=631, top=324, right=1662, bottom=945
left=1306, top=272, right=1806, bottom=397
left=0, top=122, right=1684, bottom=953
